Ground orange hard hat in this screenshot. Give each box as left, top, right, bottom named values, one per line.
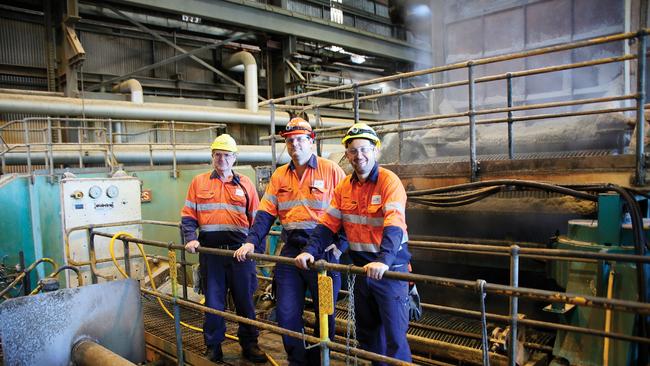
left=280, top=117, right=314, bottom=139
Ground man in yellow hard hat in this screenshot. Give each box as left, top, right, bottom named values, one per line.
left=181, top=133, right=267, bottom=363
left=296, top=123, right=412, bottom=365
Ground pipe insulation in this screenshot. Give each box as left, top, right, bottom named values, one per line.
left=0, top=92, right=350, bottom=127
left=223, top=51, right=258, bottom=112
left=111, top=79, right=143, bottom=104
left=1, top=144, right=345, bottom=165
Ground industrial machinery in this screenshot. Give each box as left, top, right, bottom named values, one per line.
left=60, top=174, right=144, bottom=286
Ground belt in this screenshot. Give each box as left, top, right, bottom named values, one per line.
left=210, top=243, right=242, bottom=250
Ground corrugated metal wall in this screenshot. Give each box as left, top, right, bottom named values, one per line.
left=441, top=0, right=626, bottom=111
left=0, top=18, right=46, bottom=68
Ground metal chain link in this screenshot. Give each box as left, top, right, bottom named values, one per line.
left=346, top=271, right=358, bottom=366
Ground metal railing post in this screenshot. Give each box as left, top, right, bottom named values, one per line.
left=397, top=78, right=403, bottom=164
left=122, top=239, right=131, bottom=278
left=316, top=107, right=322, bottom=157
left=317, top=267, right=333, bottom=366
left=87, top=228, right=98, bottom=284
left=19, top=251, right=30, bottom=295
left=468, top=62, right=478, bottom=180
left=171, top=120, right=178, bottom=179
left=169, top=248, right=184, bottom=365
left=47, top=117, right=54, bottom=177
left=508, top=245, right=520, bottom=366
left=635, top=31, right=647, bottom=185
left=353, top=84, right=360, bottom=124
left=270, top=103, right=277, bottom=171
left=23, top=119, right=33, bottom=182
left=506, top=73, right=514, bottom=159
left=179, top=225, right=188, bottom=300
left=106, top=119, right=113, bottom=170
left=78, top=125, right=84, bottom=168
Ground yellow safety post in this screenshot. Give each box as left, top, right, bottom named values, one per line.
left=317, top=269, right=334, bottom=366
left=168, top=248, right=185, bottom=365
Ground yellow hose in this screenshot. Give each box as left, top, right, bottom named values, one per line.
left=109, top=231, right=203, bottom=332
left=107, top=232, right=275, bottom=360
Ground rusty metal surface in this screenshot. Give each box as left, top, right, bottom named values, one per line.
left=0, top=279, right=144, bottom=366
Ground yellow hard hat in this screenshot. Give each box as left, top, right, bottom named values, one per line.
left=210, top=134, right=238, bottom=152
left=341, top=123, right=381, bottom=148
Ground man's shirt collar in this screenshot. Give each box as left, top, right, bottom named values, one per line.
left=288, top=154, right=318, bottom=171
left=351, top=162, right=379, bottom=183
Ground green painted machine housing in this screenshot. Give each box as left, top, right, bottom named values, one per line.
left=0, top=165, right=256, bottom=291
left=550, top=193, right=648, bottom=366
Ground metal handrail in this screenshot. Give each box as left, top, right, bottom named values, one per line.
left=0, top=118, right=227, bottom=178
left=260, top=29, right=647, bottom=107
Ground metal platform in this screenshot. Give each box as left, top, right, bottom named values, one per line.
left=142, top=296, right=358, bottom=365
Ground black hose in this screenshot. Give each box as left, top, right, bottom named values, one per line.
left=407, top=179, right=598, bottom=201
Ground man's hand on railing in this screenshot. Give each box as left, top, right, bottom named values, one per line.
left=294, top=253, right=314, bottom=270
left=185, top=240, right=200, bottom=254
left=234, top=243, right=255, bottom=262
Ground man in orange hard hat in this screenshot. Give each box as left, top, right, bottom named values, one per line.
left=235, top=117, right=347, bottom=365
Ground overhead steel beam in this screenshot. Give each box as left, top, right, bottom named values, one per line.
left=86, top=31, right=251, bottom=92
left=112, top=0, right=429, bottom=62
left=103, top=4, right=253, bottom=97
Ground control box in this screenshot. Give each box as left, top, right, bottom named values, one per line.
left=60, top=176, right=144, bottom=286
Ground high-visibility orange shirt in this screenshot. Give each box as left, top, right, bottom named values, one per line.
left=305, top=163, right=411, bottom=266
left=181, top=171, right=259, bottom=246
left=246, top=154, right=345, bottom=257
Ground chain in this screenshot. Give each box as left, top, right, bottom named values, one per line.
left=345, top=271, right=358, bottom=366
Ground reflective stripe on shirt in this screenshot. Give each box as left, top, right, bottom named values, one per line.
left=349, top=241, right=380, bottom=253
left=283, top=220, right=319, bottom=230
left=200, top=224, right=249, bottom=235
left=342, top=214, right=384, bottom=227
left=196, top=202, right=245, bottom=213
left=278, top=199, right=328, bottom=211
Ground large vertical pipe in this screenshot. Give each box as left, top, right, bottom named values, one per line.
left=635, top=31, right=647, bottom=186
left=468, top=62, right=478, bottom=180
left=111, top=79, right=143, bottom=144
left=223, top=51, right=259, bottom=112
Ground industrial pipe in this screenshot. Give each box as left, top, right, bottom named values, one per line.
left=111, top=79, right=143, bottom=104
left=0, top=92, right=346, bottom=127
left=0, top=143, right=344, bottom=165
left=71, top=339, right=136, bottom=366
left=111, top=79, right=144, bottom=143
left=223, top=51, right=258, bottom=112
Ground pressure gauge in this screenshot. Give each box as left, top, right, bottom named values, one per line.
left=106, top=185, right=119, bottom=198
left=88, top=185, right=102, bottom=199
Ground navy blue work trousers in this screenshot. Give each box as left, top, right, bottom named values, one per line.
left=275, top=262, right=341, bottom=366
left=201, top=252, right=259, bottom=348
left=354, top=264, right=411, bottom=365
